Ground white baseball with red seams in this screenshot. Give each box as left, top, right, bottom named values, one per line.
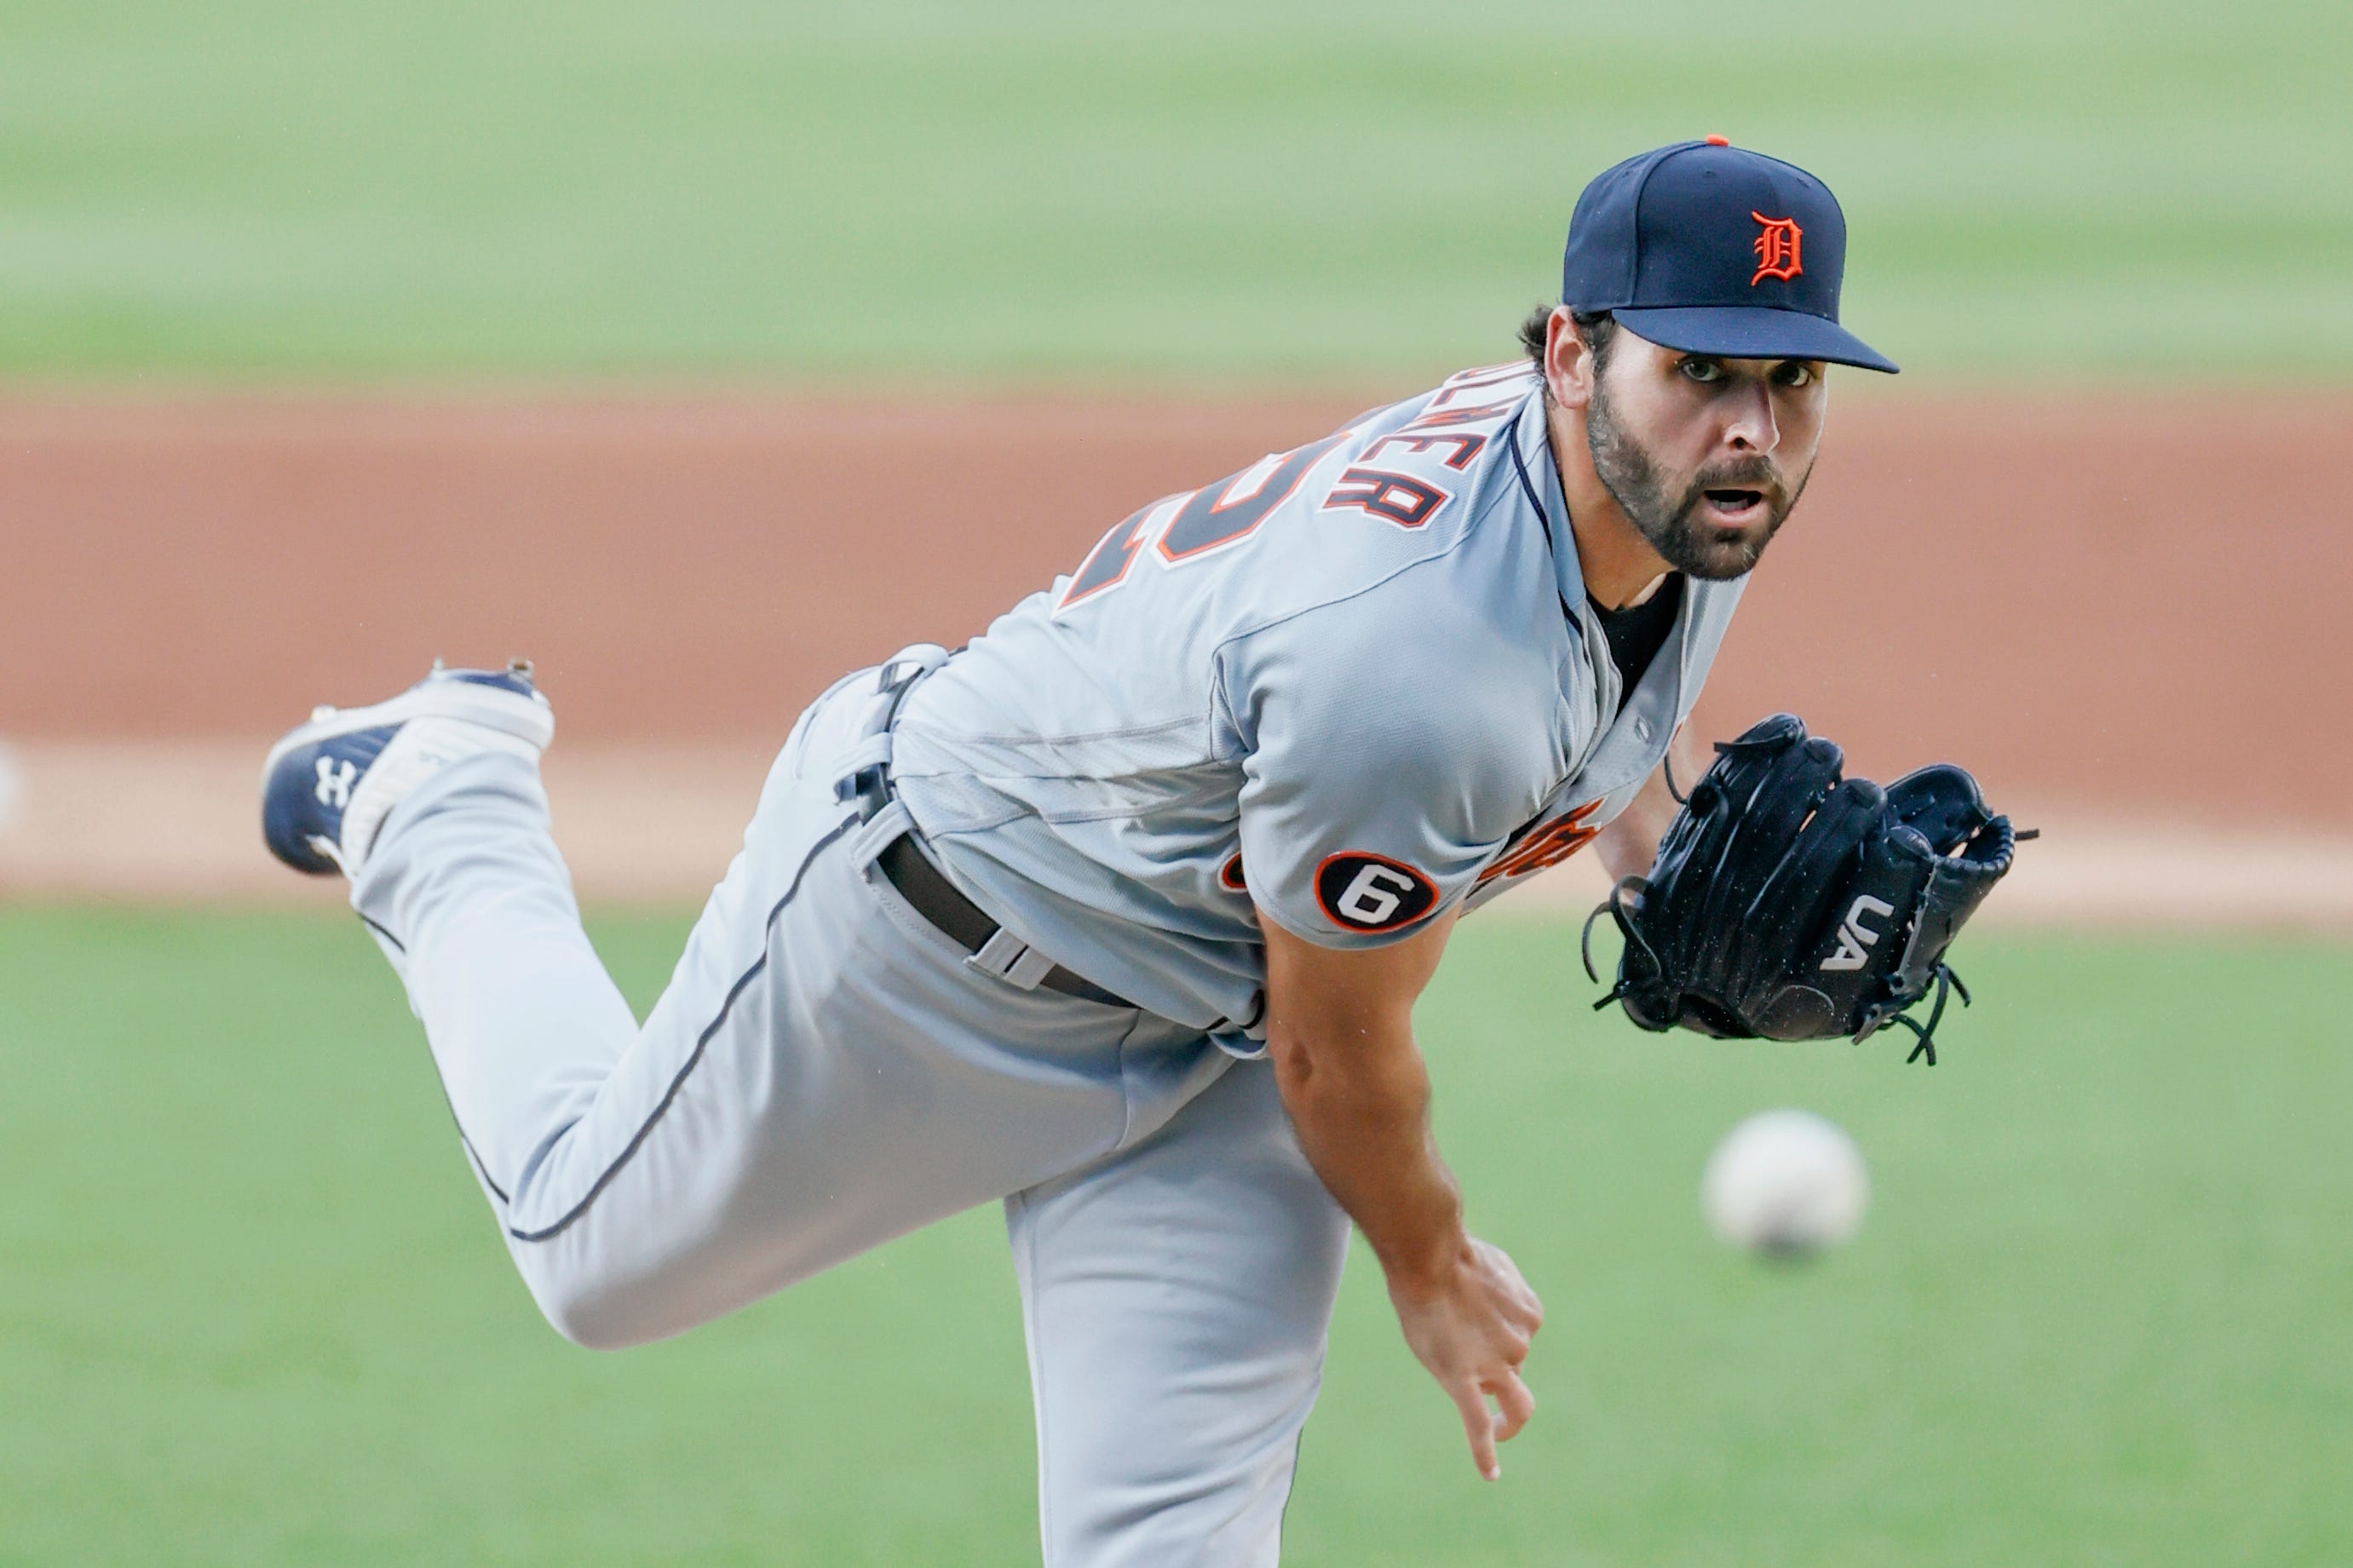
left=1701, top=1109, right=1869, bottom=1255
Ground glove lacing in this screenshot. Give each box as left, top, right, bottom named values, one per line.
left=1882, top=963, right=1970, bottom=1065
left=1581, top=875, right=1654, bottom=1009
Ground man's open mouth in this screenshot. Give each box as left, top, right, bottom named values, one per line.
left=1702, top=488, right=1766, bottom=520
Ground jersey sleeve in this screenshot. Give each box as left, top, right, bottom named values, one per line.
left=1223, top=568, right=1568, bottom=950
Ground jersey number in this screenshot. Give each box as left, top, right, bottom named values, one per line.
left=1061, top=500, right=1159, bottom=607
left=1057, top=435, right=1349, bottom=612
left=1158, top=434, right=1349, bottom=563
left=1315, top=853, right=1438, bottom=933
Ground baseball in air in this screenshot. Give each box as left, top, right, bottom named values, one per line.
left=1701, top=1109, right=1869, bottom=1256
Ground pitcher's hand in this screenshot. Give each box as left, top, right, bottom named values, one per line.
left=1389, top=1235, right=1545, bottom=1480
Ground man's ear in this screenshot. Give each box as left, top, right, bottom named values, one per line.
left=1542, top=307, right=1596, bottom=411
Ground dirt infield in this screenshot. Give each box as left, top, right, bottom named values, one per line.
left=3, top=388, right=2346, bottom=907
left=10, top=737, right=2353, bottom=926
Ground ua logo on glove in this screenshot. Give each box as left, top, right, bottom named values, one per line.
left=1820, top=894, right=1896, bottom=972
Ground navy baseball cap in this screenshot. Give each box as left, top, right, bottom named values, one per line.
left=1562, top=136, right=1896, bottom=373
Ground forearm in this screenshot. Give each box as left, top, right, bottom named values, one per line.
left=1270, top=1017, right=1466, bottom=1290
left=1256, top=908, right=1542, bottom=1479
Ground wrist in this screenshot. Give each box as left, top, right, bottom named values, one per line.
left=1380, top=1222, right=1472, bottom=1303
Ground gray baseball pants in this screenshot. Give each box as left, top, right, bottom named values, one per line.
left=350, top=666, right=1351, bottom=1566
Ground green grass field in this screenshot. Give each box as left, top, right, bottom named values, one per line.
left=3, top=906, right=2346, bottom=1565
left=3, top=0, right=2348, bottom=382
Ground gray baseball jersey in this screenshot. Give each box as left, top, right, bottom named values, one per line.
left=892, top=361, right=1746, bottom=1036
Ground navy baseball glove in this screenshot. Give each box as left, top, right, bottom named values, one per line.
left=1583, top=714, right=2025, bottom=1065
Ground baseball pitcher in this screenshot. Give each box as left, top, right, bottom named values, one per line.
left=262, top=140, right=1941, bottom=1565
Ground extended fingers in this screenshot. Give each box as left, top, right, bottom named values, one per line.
left=1451, top=1380, right=1501, bottom=1481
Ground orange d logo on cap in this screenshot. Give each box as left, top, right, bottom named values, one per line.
left=1749, top=212, right=1804, bottom=285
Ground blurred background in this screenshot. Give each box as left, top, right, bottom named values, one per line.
left=3, top=2, right=2347, bottom=1563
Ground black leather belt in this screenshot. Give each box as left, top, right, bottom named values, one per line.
left=875, top=834, right=1133, bottom=1008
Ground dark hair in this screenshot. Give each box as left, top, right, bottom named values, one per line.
left=1518, top=304, right=1617, bottom=374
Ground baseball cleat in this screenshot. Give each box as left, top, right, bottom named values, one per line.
left=261, top=659, right=555, bottom=877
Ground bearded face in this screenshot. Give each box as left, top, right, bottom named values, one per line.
left=1584, top=362, right=1815, bottom=581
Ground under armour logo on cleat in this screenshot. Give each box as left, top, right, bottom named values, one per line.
left=314, top=756, right=357, bottom=809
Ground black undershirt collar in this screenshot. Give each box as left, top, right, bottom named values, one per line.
left=1587, top=574, right=1684, bottom=704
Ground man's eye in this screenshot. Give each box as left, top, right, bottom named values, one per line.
left=1775, top=362, right=1816, bottom=388
left=1678, top=358, right=1723, bottom=383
